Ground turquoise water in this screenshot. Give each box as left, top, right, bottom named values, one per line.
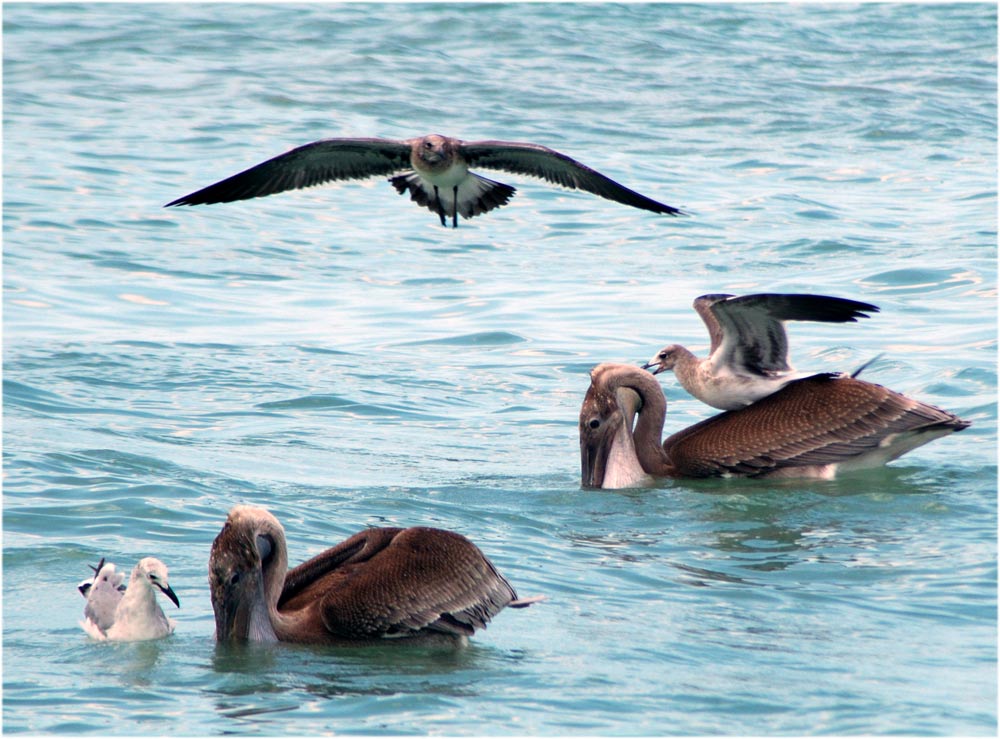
left=3, top=2, right=996, bottom=735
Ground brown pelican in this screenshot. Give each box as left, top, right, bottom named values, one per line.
left=643, top=293, right=879, bottom=410
left=579, top=363, right=970, bottom=487
left=208, top=505, right=541, bottom=645
left=165, top=133, right=683, bottom=227
left=81, top=557, right=179, bottom=641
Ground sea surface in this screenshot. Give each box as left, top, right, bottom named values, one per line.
left=2, top=3, right=997, bottom=736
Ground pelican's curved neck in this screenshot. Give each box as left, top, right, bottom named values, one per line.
left=260, top=536, right=290, bottom=642
left=619, top=369, right=674, bottom=477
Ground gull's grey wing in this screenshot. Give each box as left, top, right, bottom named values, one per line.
left=165, top=138, right=413, bottom=206
left=692, top=294, right=734, bottom=356
left=83, top=562, right=125, bottom=632
left=458, top=140, right=683, bottom=215
left=700, top=293, right=879, bottom=376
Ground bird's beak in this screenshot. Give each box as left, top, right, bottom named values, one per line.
left=157, top=583, right=181, bottom=608
left=580, top=435, right=608, bottom=489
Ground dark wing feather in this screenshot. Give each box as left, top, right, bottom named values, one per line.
left=458, top=140, right=682, bottom=215
left=726, top=294, right=879, bottom=323
left=165, top=138, right=413, bottom=206
left=663, top=375, right=966, bottom=477
left=278, top=527, right=403, bottom=609
left=315, top=527, right=518, bottom=639
left=702, top=293, right=879, bottom=376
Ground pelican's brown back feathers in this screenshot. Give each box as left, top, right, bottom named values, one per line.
left=663, top=373, right=970, bottom=478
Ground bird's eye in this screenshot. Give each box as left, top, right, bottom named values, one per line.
left=589, top=418, right=601, bottom=429
left=423, top=141, right=433, bottom=148
left=229, top=572, right=240, bottom=587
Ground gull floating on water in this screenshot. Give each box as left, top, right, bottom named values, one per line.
left=166, top=133, right=683, bottom=227
left=579, top=362, right=970, bottom=487
left=209, top=505, right=542, bottom=645
left=81, top=557, right=180, bottom=641
left=643, top=293, right=880, bottom=410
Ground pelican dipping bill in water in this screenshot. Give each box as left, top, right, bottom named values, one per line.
left=208, top=505, right=541, bottom=645
left=579, top=363, right=970, bottom=488
left=644, top=293, right=880, bottom=410
left=166, top=134, right=683, bottom=227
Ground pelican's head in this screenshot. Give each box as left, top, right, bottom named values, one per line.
left=579, top=364, right=648, bottom=489
left=209, top=505, right=284, bottom=643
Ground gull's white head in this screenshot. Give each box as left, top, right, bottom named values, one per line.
left=134, top=557, right=180, bottom=608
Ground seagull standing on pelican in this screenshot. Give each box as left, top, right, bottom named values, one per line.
left=579, top=363, right=970, bottom=488
left=644, top=293, right=880, bottom=410
left=208, top=505, right=541, bottom=645
left=166, top=133, right=683, bottom=227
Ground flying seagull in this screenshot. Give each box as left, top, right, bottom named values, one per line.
left=166, top=133, right=683, bottom=227
left=643, top=293, right=879, bottom=410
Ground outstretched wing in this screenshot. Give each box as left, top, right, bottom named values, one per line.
left=165, top=138, right=413, bottom=206
left=459, top=140, right=683, bottom=215
left=698, top=293, right=878, bottom=376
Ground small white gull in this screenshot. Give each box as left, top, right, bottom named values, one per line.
left=81, top=557, right=179, bottom=642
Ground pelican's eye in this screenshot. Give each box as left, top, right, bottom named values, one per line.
left=229, top=572, right=240, bottom=587
left=589, top=418, right=601, bottom=429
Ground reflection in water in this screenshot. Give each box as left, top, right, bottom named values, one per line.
left=562, top=467, right=955, bottom=587
left=210, top=642, right=297, bottom=724
left=207, top=639, right=500, bottom=729
left=80, top=638, right=171, bottom=689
